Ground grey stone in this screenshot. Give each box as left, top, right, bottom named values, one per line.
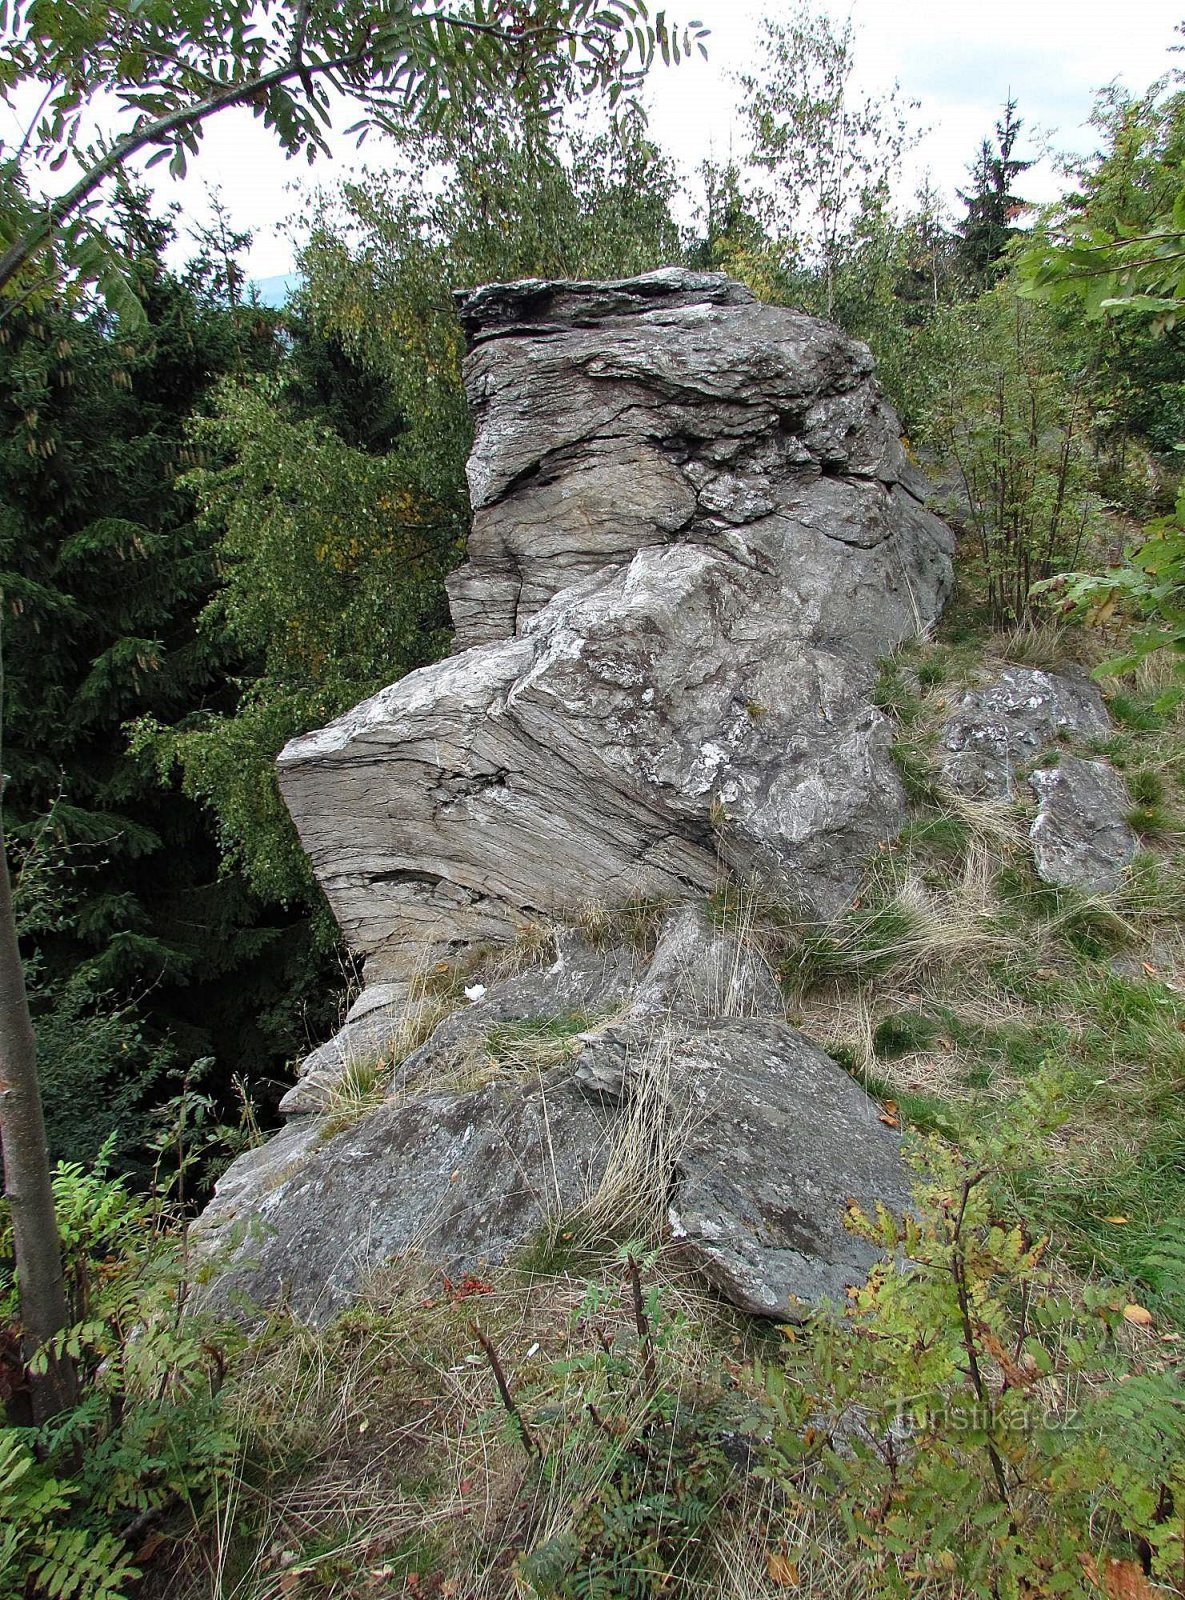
left=195, top=1004, right=906, bottom=1325
left=395, top=930, right=640, bottom=1084
left=193, top=1074, right=613, bottom=1324
left=628, top=903, right=783, bottom=1021
left=1029, top=756, right=1138, bottom=893
left=278, top=271, right=954, bottom=986
left=346, top=983, right=412, bottom=1023
left=665, top=1019, right=909, bottom=1318
left=940, top=667, right=1112, bottom=799
left=196, top=271, right=950, bottom=1327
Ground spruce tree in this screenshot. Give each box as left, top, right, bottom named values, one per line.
left=956, top=98, right=1033, bottom=288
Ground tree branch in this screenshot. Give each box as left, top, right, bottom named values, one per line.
left=0, top=50, right=364, bottom=296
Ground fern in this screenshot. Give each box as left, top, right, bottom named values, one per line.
left=1142, top=1215, right=1185, bottom=1317
left=0, top=1431, right=139, bottom=1600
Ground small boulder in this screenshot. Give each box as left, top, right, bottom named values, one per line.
left=1029, top=756, right=1139, bottom=894
left=940, top=667, right=1112, bottom=800
left=665, top=1019, right=909, bottom=1317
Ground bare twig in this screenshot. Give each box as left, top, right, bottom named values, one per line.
left=471, top=1320, right=539, bottom=1460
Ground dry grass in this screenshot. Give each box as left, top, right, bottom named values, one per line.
left=161, top=1248, right=747, bottom=1600
left=316, top=989, right=458, bottom=1138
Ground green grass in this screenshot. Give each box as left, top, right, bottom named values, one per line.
left=484, top=1011, right=598, bottom=1073
left=871, top=1009, right=941, bottom=1059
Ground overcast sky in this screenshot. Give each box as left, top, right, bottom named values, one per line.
left=11, top=0, right=1184, bottom=282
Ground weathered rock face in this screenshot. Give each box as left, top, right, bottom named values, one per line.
left=940, top=667, right=1137, bottom=893
left=1029, top=756, right=1139, bottom=893
left=196, top=909, right=907, bottom=1324
left=277, top=270, right=955, bottom=986
left=197, top=271, right=955, bottom=1326
left=940, top=667, right=1113, bottom=800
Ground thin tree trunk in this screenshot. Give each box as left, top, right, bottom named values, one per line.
left=0, top=632, right=75, bottom=1422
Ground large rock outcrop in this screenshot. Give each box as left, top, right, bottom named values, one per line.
left=196, top=271, right=956, bottom=1323
left=196, top=908, right=910, bottom=1323
left=277, top=270, right=955, bottom=987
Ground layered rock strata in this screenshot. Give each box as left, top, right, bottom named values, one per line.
left=277, top=270, right=955, bottom=991
left=197, top=271, right=957, bottom=1322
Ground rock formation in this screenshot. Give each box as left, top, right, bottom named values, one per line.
left=940, top=667, right=1138, bottom=892
left=276, top=269, right=955, bottom=995
left=195, top=269, right=961, bottom=1323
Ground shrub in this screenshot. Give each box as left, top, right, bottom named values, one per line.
left=0, top=1156, right=236, bottom=1600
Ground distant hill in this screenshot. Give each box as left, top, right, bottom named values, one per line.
left=252, top=272, right=300, bottom=307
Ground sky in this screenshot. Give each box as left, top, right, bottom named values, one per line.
left=7, top=0, right=1185, bottom=284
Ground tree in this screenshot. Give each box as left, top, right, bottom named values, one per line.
left=1020, top=77, right=1185, bottom=329
left=0, top=194, right=347, bottom=1171
left=0, top=0, right=702, bottom=1422
left=740, top=2, right=915, bottom=318
left=955, top=97, right=1033, bottom=289
left=0, top=2, right=706, bottom=318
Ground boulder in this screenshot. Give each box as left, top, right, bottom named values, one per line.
left=278, top=270, right=955, bottom=985
left=940, top=667, right=1111, bottom=800
left=940, top=667, right=1136, bottom=892
left=664, top=1019, right=909, bottom=1317
left=195, top=938, right=904, bottom=1324
left=1029, top=756, right=1139, bottom=894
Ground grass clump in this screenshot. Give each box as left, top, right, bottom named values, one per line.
left=484, top=1012, right=596, bottom=1075
left=317, top=991, right=456, bottom=1138
left=576, top=892, right=671, bottom=958
left=871, top=1007, right=941, bottom=1059
left=785, top=876, right=1003, bottom=994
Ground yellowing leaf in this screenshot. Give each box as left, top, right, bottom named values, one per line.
left=1080, top=1552, right=1161, bottom=1600
left=766, top=1553, right=800, bottom=1587
left=1122, top=1303, right=1154, bottom=1327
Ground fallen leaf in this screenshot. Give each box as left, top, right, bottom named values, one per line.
left=766, top=1552, right=800, bottom=1587
left=1103, top=1216, right=1129, bottom=1225
left=1142, top=962, right=1159, bottom=978
left=879, top=1113, right=899, bottom=1128
left=1080, top=1552, right=1161, bottom=1599
left=1122, top=1304, right=1154, bottom=1327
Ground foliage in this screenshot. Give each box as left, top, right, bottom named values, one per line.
left=740, top=3, right=916, bottom=318
left=755, top=1108, right=1185, bottom=1597
left=1038, top=484, right=1185, bottom=674
left=0, top=1155, right=237, bottom=1599
left=137, top=370, right=459, bottom=902
left=955, top=98, right=1034, bottom=290
left=917, top=287, right=1105, bottom=623
left=1021, top=78, right=1185, bottom=330
left=0, top=0, right=705, bottom=318
left=0, top=1431, right=139, bottom=1600
left=0, top=198, right=348, bottom=1154
left=512, top=1246, right=739, bottom=1600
